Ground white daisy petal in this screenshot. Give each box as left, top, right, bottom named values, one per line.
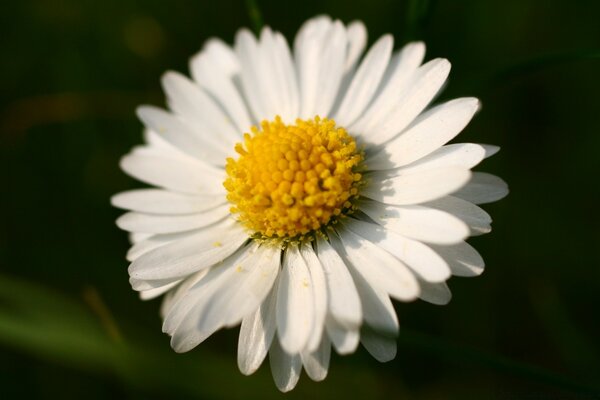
left=161, top=71, right=240, bottom=146
left=341, top=218, right=451, bottom=282
left=116, top=204, right=230, bottom=234
left=189, top=40, right=252, bottom=133
left=220, top=245, right=281, bottom=327
left=111, top=189, right=225, bottom=215
left=389, top=143, right=487, bottom=174
left=361, top=326, right=397, bottom=362
left=417, top=279, right=452, bottom=305
left=165, top=248, right=247, bottom=346
left=364, top=58, right=451, bottom=146
left=136, top=105, right=228, bottom=165
left=344, top=20, right=367, bottom=72
left=424, top=195, right=492, bottom=236
left=171, top=245, right=280, bottom=353
left=363, top=167, right=472, bottom=206
left=238, top=279, right=279, bottom=376
left=335, top=228, right=420, bottom=301
left=295, top=17, right=334, bottom=118
left=166, top=243, right=262, bottom=343
left=276, top=245, right=315, bottom=354
left=269, top=336, right=302, bottom=392
left=359, top=199, right=470, bottom=245
left=295, top=20, right=348, bottom=118
left=350, top=41, right=425, bottom=135
left=126, top=231, right=192, bottom=262
left=271, top=31, right=301, bottom=121
left=315, top=237, right=362, bottom=328
left=129, top=232, right=151, bottom=244
left=482, top=144, right=501, bottom=158
left=159, top=269, right=209, bottom=319
left=334, top=34, right=393, bottom=127
left=430, top=241, right=485, bottom=277
left=453, top=172, right=509, bottom=204
left=329, top=232, right=399, bottom=335
left=235, top=29, right=269, bottom=121
left=325, top=316, right=360, bottom=355
left=119, top=150, right=224, bottom=195
left=301, top=335, right=331, bottom=382
left=299, top=244, right=328, bottom=352
left=129, top=219, right=248, bottom=281
left=139, top=280, right=180, bottom=300
left=367, top=97, right=480, bottom=167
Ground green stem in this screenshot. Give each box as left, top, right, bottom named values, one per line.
left=245, top=0, right=264, bottom=36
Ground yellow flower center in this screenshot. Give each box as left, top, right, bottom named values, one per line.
left=224, top=116, right=363, bottom=240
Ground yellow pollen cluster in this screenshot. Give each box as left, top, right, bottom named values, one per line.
left=224, top=116, right=363, bottom=239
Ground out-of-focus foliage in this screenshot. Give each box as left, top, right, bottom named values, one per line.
left=1, top=0, right=599, bottom=398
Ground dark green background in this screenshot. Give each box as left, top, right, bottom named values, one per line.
left=1, top=0, right=599, bottom=398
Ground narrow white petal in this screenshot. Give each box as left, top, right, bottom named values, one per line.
left=294, top=17, right=334, bottom=118
left=325, top=316, right=360, bottom=355
left=367, top=97, right=480, bottom=167
left=359, top=199, right=470, bottom=245
left=172, top=245, right=280, bottom=352
left=127, top=231, right=192, bottom=262
left=167, top=244, right=259, bottom=351
left=341, top=218, right=451, bottom=282
left=299, top=244, right=327, bottom=352
left=276, top=246, right=314, bottom=354
left=189, top=39, right=252, bottom=132
left=385, top=143, right=486, bottom=174
left=129, top=232, right=151, bottom=244
left=453, top=172, right=509, bottom=204
left=220, top=245, right=281, bottom=327
left=136, top=106, right=228, bottom=165
left=238, top=280, right=279, bottom=375
left=235, top=29, right=268, bottom=121
left=159, top=269, right=209, bottom=318
left=334, top=35, right=393, bottom=127
left=269, top=336, right=302, bottom=392
left=257, top=28, right=299, bottom=122
left=417, top=279, right=452, bottom=305
left=430, top=241, right=485, bottom=277
left=481, top=144, right=500, bottom=158
left=120, top=150, right=224, bottom=195
left=361, top=326, right=397, bottom=362
left=329, top=232, right=399, bottom=335
left=350, top=41, right=425, bottom=135
left=301, top=335, right=331, bottom=382
left=335, top=228, right=420, bottom=301
left=116, top=204, right=230, bottom=234
left=129, top=219, right=248, bottom=281
left=316, top=237, right=362, bottom=328
left=424, top=195, right=492, bottom=236
left=364, top=58, right=452, bottom=146
left=363, top=167, right=471, bottom=206
left=161, top=71, right=241, bottom=145
left=344, top=21, right=367, bottom=72
left=139, top=280, right=180, bottom=300
left=112, top=189, right=225, bottom=215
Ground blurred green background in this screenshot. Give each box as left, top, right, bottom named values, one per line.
left=1, top=0, right=599, bottom=398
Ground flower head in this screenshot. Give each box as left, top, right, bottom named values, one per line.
left=113, top=15, right=508, bottom=391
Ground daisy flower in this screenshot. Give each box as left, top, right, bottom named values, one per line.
left=112, top=16, right=508, bottom=392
